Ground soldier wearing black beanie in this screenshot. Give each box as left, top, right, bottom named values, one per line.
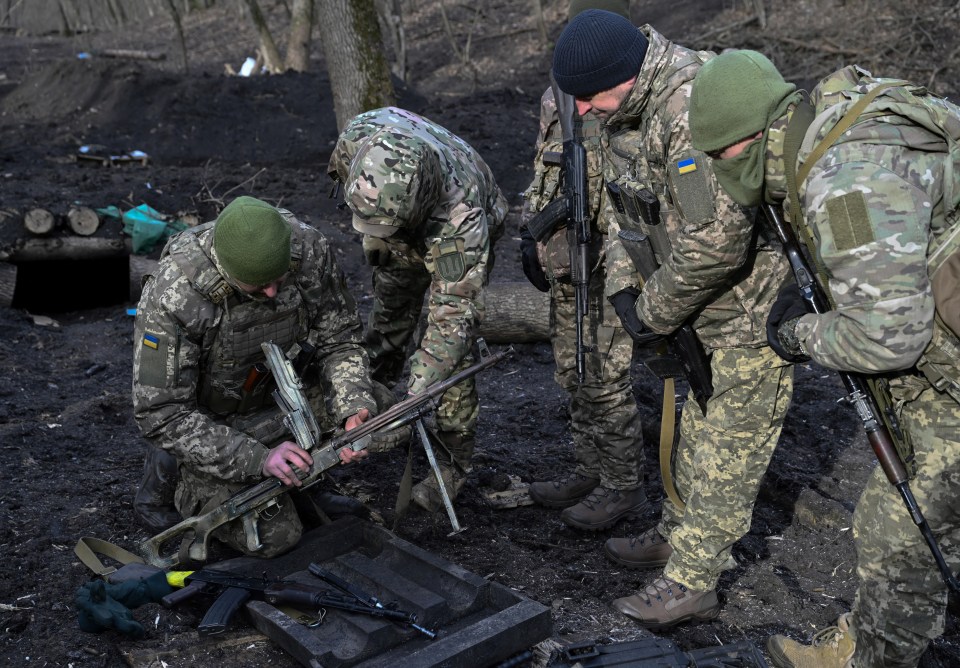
left=552, top=9, right=648, bottom=98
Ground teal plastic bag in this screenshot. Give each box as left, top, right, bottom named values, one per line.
left=122, top=204, right=188, bottom=254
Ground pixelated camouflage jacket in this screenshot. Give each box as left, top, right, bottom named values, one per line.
left=776, top=65, right=960, bottom=385
left=132, top=214, right=376, bottom=484
left=601, top=26, right=790, bottom=350
left=329, top=107, right=508, bottom=393
left=520, top=86, right=610, bottom=282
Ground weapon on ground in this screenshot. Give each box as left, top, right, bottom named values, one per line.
left=763, top=203, right=959, bottom=594
left=608, top=182, right=713, bottom=414
left=307, top=563, right=436, bottom=639
left=160, top=567, right=435, bottom=637
left=138, top=341, right=513, bottom=570
left=551, top=75, right=591, bottom=384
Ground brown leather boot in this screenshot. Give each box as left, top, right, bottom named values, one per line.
left=767, top=613, right=854, bottom=668
left=560, top=485, right=648, bottom=531
left=528, top=472, right=600, bottom=508
left=604, top=526, right=673, bottom=569
left=613, top=576, right=719, bottom=629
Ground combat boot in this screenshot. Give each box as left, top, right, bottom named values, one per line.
left=604, top=526, right=673, bottom=569
left=767, top=613, right=855, bottom=668
left=560, top=485, right=648, bottom=531
left=412, top=431, right=472, bottom=513
left=134, top=446, right=182, bottom=533
left=612, top=576, right=719, bottom=629
left=528, top=472, right=600, bottom=508
left=411, top=463, right=468, bottom=513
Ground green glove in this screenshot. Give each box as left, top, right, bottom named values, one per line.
left=75, top=580, right=145, bottom=638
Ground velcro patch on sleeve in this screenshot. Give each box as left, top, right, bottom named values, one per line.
left=137, top=331, right=168, bottom=388
left=669, top=153, right=714, bottom=226
left=825, top=191, right=875, bottom=251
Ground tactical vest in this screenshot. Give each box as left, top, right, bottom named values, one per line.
left=785, top=68, right=960, bottom=402
left=159, top=217, right=306, bottom=416
left=604, top=47, right=713, bottom=243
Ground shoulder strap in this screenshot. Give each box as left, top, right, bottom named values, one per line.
left=75, top=537, right=144, bottom=576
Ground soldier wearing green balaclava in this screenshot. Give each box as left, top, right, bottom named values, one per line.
left=690, top=49, right=960, bottom=668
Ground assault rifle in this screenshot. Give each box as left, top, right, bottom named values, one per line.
left=139, top=340, right=513, bottom=570
left=160, top=566, right=436, bottom=638
left=608, top=183, right=713, bottom=414
left=763, top=203, right=959, bottom=594
left=551, top=74, right=591, bottom=384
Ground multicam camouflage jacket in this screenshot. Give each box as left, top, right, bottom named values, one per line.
left=602, top=26, right=790, bottom=351
left=777, top=65, right=960, bottom=399
left=132, top=214, right=376, bottom=484
left=328, top=107, right=508, bottom=394
left=521, top=86, right=609, bottom=282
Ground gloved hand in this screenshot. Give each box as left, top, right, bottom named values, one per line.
left=520, top=227, right=550, bottom=292
left=362, top=235, right=392, bottom=267
left=106, top=570, right=174, bottom=608
left=766, top=282, right=811, bottom=363
left=75, top=579, right=146, bottom=638
left=609, top=288, right=661, bottom=345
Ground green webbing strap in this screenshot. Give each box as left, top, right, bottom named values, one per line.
left=75, top=537, right=144, bottom=577
left=658, top=377, right=685, bottom=511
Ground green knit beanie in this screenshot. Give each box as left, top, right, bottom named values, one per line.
left=213, top=196, right=291, bottom=285
left=568, top=0, right=630, bottom=19
left=690, top=50, right=797, bottom=154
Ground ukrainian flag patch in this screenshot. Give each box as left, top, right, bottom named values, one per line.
left=142, top=333, right=160, bottom=350
left=677, top=157, right=697, bottom=175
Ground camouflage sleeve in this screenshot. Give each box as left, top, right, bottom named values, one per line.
left=795, top=158, right=935, bottom=373
left=132, top=274, right=269, bottom=483
left=636, top=110, right=756, bottom=333
left=297, top=228, right=377, bottom=422
left=408, top=206, right=490, bottom=394
left=521, top=87, right=563, bottom=224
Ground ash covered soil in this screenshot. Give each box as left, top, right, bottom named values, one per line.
left=0, top=1, right=958, bottom=666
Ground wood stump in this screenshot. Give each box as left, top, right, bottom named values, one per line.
left=479, top=281, right=550, bottom=344
left=23, top=208, right=55, bottom=235
left=66, top=206, right=101, bottom=236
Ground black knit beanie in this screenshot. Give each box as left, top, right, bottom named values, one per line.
left=552, top=9, right=647, bottom=97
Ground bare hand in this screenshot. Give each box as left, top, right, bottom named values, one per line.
left=340, top=408, right=371, bottom=464
left=262, top=440, right=313, bottom=487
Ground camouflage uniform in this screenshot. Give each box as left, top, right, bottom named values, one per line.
left=132, top=213, right=376, bottom=557
left=521, top=87, right=645, bottom=491
left=768, top=66, right=960, bottom=666
left=602, top=27, right=794, bottom=591
left=328, top=107, right=507, bottom=470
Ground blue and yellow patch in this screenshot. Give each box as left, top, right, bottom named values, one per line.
left=142, top=333, right=160, bottom=350
left=677, top=157, right=697, bottom=175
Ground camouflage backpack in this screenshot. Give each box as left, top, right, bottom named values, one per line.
left=785, top=66, right=960, bottom=401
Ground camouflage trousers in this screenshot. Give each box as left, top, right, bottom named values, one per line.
left=849, top=385, right=960, bottom=667
left=364, top=259, right=478, bottom=459
left=550, top=272, right=644, bottom=489
left=659, top=345, right=794, bottom=591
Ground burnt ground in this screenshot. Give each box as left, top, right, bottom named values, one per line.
left=0, top=1, right=958, bottom=666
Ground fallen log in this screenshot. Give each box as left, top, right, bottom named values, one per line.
left=66, top=206, right=101, bottom=236
left=24, top=208, right=55, bottom=235
left=0, top=236, right=130, bottom=262
left=478, top=281, right=550, bottom=344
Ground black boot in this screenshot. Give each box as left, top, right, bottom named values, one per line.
left=134, top=447, right=182, bottom=533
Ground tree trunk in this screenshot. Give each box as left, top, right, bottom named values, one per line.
left=285, top=0, right=314, bottom=71
left=478, top=281, right=550, bottom=344
left=66, top=206, right=100, bottom=236
left=374, top=0, right=406, bottom=81
left=316, top=0, right=395, bottom=130
left=242, top=0, right=284, bottom=73
left=24, top=208, right=56, bottom=235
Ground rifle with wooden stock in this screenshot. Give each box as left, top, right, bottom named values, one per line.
left=763, top=203, right=959, bottom=593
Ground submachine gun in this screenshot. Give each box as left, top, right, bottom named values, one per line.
left=139, top=339, right=513, bottom=570
left=763, top=203, right=959, bottom=594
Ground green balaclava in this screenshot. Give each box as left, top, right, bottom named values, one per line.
left=213, top=196, right=291, bottom=285
left=689, top=50, right=800, bottom=206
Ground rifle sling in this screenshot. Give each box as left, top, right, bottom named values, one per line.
left=75, top=536, right=145, bottom=576
left=658, top=378, right=685, bottom=511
